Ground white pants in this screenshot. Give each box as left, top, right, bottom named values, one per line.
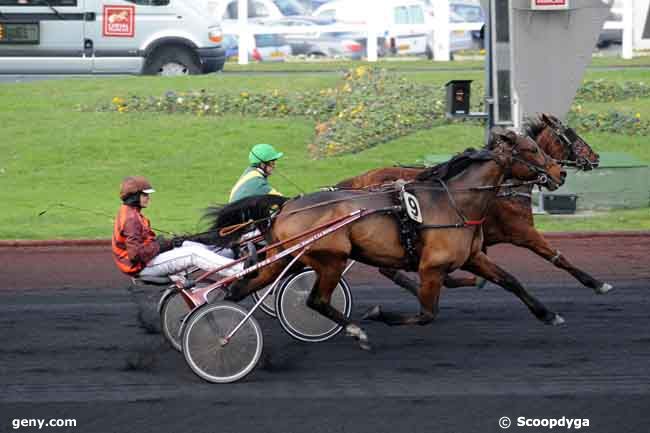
left=138, top=241, right=243, bottom=280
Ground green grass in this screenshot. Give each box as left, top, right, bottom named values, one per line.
left=535, top=208, right=650, bottom=232
left=222, top=55, right=650, bottom=73
left=1, top=65, right=649, bottom=239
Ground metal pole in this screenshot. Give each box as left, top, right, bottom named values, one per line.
left=237, top=0, right=249, bottom=65
left=483, top=0, right=494, bottom=142
left=433, top=0, right=451, bottom=61
left=622, top=0, right=634, bottom=59
left=367, top=7, right=378, bottom=62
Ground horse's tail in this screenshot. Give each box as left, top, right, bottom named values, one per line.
left=201, top=194, right=290, bottom=247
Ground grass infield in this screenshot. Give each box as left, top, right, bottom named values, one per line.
left=1, top=59, right=649, bottom=239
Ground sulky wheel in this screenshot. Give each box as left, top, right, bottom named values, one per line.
left=275, top=268, right=352, bottom=343
left=159, top=285, right=225, bottom=352
left=159, top=290, right=191, bottom=352
left=182, top=301, right=263, bottom=384
left=250, top=284, right=278, bottom=318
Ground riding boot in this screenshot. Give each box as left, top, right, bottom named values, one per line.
left=243, top=242, right=259, bottom=279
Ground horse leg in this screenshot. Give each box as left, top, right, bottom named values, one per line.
left=367, top=268, right=443, bottom=327
left=378, top=268, right=478, bottom=293
left=365, top=268, right=480, bottom=321
left=512, top=228, right=612, bottom=294
left=462, top=252, right=565, bottom=326
left=307, top=258, right=372, bottom=350
left=378, top=268, right=418, bottom=295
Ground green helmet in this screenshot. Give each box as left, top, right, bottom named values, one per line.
left=249, top=143, right=284, bottom=166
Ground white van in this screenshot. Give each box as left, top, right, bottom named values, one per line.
left=313, top=0, right=430, bottom=57
left=0, top=0, right=226, bottom=75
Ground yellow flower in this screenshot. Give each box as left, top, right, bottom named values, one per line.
left=117, top=106, right=128, bottom=113
left=240, top=92, right=249, bottom=98
left=635, top=112, right=641, bottom=119
left=112, top=97, right=125, bottom=105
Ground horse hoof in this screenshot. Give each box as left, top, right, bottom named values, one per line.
left=359, top=340, right=373, bottom=351
left=475, top=277, right=488, bottom=290
left=595, top=283, right=613, bottom=295
left=546, top=313, right=565, bottom=326
left=361, top=305, right=382, bottom=322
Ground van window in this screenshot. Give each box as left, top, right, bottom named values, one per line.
left=316, top=9, right=335, bottom=20
left=225, top=2, right=238, bottom=19
left=408, top=5, right=424, bottom=24
left=0, top=0, right=76, bottom=5
left=251, top=1, right=270, bottom=17
left=224, top=1, right=268, bottom=19
left=273, top=0, right=306, bottom=16
left=451, top=4, right=484, bottom=22
left=394, top=6, right=409, bottom=24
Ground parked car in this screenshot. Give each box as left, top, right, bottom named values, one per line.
left=0, top=0, right=225, bottom=75
left=313, top=0, right=429, bottom=57
left=597, top=10, right=623, bottom=48
left=261, top=16, right=366, bottom=59
left=223, top=33, right=292, bottom=61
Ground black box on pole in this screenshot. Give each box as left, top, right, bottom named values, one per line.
left=445, top=80, right=473, bottom=116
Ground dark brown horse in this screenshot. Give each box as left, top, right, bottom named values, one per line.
left=212, top=129, right=566, bottom=350
left=337, top=114, right=610, bottom=297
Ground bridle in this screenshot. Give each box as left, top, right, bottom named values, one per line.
left=543, top=119, right=595, bottom=170
left=492, top=135, right=553, bottom=188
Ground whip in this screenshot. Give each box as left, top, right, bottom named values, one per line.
left=37, top=203, right=175, bottom=235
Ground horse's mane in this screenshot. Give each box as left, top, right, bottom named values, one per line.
left=415, top=147, right=493, bottom=182
left=523, top=115, right=547, bottom=140
left=200, top=194, right=290, bottom=247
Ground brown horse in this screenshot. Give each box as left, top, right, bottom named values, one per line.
left=337, top=114, right=610, bottom=297
left=213, top=129, right=566, bottom=350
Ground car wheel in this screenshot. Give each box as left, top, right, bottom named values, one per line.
left=144, top=46, right=201, bottom=76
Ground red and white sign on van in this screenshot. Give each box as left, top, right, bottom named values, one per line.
left=103, top=5, right=135, bottom=37
left=531, top=0, right=569, bottom=10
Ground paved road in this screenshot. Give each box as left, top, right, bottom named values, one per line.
left=0, top=238, right=649, bottom=433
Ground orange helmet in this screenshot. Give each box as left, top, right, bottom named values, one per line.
left=119, top=176, right=155, bottom=200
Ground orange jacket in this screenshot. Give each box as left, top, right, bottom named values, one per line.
left=112, top=204, right=160, bottom=276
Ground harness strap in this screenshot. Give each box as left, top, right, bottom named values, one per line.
left=219, top=220, right=255, bottom=237
left=394, top=188, right=420, bottom=271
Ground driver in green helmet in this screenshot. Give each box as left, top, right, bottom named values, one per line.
left=229, top=143, right=284, bottom=203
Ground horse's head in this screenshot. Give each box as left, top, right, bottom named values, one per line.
left=539, top=113, right=600, bottom=170
left=490, top=128, right=565, bottom=191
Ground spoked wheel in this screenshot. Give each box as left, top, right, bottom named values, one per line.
left=275, top=268, right=352, bottom=343
left=160, top=290, right=191, bottom=352
left=182, top=301, right=263, bottom=384
left=250, top=284, right=277, bottom=318
left=160, top=286, right=225, bottom=352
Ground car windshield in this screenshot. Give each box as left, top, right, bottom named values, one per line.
left=273, top=0, right=307, bottom=15
left=451, top=4, right=484, bottom=22
left=255, top=33, right=288, bottom=47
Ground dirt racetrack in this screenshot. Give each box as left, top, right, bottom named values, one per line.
left=0, top=233, right=649, bottom=433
